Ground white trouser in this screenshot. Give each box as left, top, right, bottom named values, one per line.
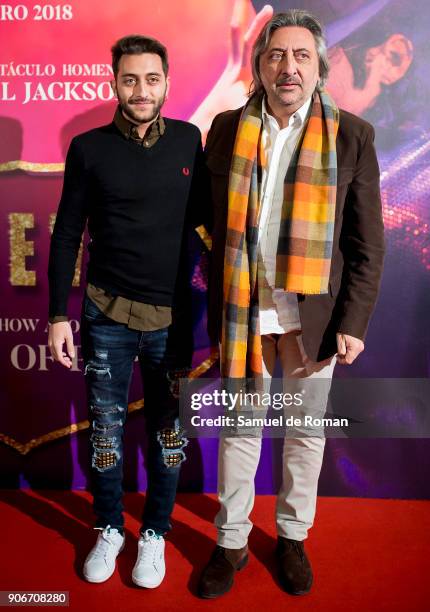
left=215, top=331, right=336, bottom=547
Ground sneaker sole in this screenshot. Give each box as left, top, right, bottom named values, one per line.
left=131, top=572, right=165, bottom=589
left=83, top=539, right=125, bottom=583
left=83, top=570, right=116, bottom=584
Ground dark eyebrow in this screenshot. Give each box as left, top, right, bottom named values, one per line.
left=120, top=72, right=162, bottom=78
left=268, top=47, right=311, bottom=53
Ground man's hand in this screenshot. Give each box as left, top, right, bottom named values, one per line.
left=189, top=0, right=274, bottom=141
left=336, top=333, right=364, bottom=365
left=48, top=321, right=75, bottom=369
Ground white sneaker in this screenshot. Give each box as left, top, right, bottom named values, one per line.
left=83, top=525, right=125, bottom=583
left=132, top=529, right=166, bottom=588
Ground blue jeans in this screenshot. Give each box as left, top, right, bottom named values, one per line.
left=80, top=294, right=189, bottom=536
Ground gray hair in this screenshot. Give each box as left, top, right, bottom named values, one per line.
left=250, top=10, right=329, bottom=96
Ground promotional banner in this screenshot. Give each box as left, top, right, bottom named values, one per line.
left=1, top=0, right=429, bottom=497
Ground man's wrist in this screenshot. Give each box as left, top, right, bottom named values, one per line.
left=48, top=315, right=69, bottom=325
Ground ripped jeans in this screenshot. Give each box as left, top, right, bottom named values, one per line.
left=80, top=293, right=188, bottom=536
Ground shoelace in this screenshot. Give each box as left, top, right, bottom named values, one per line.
left=137, top=529, right=161, bottom=567
left=90, top=525, right=119, bottom=560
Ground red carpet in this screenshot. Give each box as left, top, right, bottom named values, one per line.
left=0, top=491, right=428, bottom=611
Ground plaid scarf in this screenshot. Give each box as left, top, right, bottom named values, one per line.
left=221, top=90, right=339, bottom=380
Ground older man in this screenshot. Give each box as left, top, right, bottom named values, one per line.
left=198, top=10, right=384, bottom=598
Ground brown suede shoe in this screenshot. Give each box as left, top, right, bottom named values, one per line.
left=276, top=537, right=313, bottom=595
left=198, top=544, right=249, bottom=598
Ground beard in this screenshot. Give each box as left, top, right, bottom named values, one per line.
left=118, top=91, right=166, bottom=125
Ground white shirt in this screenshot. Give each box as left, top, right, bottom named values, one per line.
left=258, top=96, right=312, bottom=335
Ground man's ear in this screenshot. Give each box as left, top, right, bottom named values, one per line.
left=165, top=75, right=171, bottom=100
left=110, top=79, right=118, bottom=97
left=372, top=34, right=413, bottom=85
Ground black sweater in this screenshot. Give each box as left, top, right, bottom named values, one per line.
left=48, top=118, right=206, bottom=318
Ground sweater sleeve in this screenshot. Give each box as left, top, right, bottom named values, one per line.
left=48, top=137, right=89, bottom=319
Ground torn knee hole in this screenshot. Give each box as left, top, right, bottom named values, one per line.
left=84, top=363, right=112, bottom=379
left=91, top=433, right=117, bottom=450
left=90, top=403, right=125, bottom=416
left=157, top=427, right=188, bottom=467
left=91, top=432, right=119, bottom=471
left=93, top=420, right=122, bottom=434
left=92, top=449, right=119, bottom=471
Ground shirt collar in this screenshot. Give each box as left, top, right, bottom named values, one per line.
left=113, top=105, right=165, bottom=142
left=262, top=94, right=312, bottom=129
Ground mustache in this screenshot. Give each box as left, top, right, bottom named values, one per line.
left=128, top=97, right=154, bottom=104
left=276, top=78, right=301, bottom=86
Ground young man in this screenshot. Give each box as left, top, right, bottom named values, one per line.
left=48, top=35, right=205, bottom=588
left=198, top=10, right=384, bottom=598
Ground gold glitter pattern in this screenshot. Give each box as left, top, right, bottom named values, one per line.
left=0, top=161, right=64, bottom=173
left=195, top=224, right=212, bottom=251
left=9, top=213, right=36, bottom=286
